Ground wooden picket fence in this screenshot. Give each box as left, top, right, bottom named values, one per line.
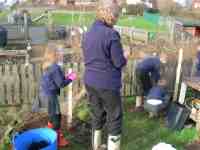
left=114, top=26, right=149, bottom=43
left=0, top=58, right=182, bottom=106
left=0, top=62, right=85, bottom=106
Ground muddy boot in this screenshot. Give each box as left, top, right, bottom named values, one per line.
left=149, top=112, right=156, bottom=118
left=47, top=122, right=54, bottom=129
left=134, top=96, right=144, bottom=112
left=108, top=135, right=121, bottom=150
left=93, top=130, right=102, bottom=150
left=133, top=106, right=144, bottom=112
left=57, top=129, right=70, bottom=147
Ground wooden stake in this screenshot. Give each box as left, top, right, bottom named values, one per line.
left=48, top=10, right=53, bottom=32
left=67, top=68, right=73, bottom=128
left=173, top=48, right=183, bottom=101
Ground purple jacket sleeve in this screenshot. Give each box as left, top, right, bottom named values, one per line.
left=110, top=31, right=127, bottom=69
left=52, top=65, right=72, bottom=88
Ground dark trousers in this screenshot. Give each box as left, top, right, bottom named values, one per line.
left=135, top=69, right=153, bottom=96
left=85, top=84, right=123, bottom=135
left=40, top=94, right=61, bottom=130
left=48, top=95, right=61, bottom=130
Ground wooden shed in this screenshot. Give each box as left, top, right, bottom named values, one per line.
left=183, top=24, right=200, bottom=37
left=178, top=18, right=200, bottom=38
left=192, top=0, right=200, bottom=9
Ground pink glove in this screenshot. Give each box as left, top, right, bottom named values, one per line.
left=66, top=72, right=77, bottom=81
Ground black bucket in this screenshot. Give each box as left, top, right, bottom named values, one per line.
left=0, top=26, right=7, bottom=48
left=166, top=102, right=191, bottom=130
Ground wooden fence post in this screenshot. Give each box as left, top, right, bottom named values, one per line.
left=67, top=67, right=73, bottom=128
left=12, top=64, right=20, bottom=104
left=5, top=64, right=12, bottom=104
left=0, top=65, right=5, bottom=104
left=173, top=48, right=183, bottom=101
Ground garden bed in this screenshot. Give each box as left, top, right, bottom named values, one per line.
left=0, top=111, right=91, bottom=150
left=1, top=97, right=199, bottom=150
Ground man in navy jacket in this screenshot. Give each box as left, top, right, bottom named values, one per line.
left=82, top=0, right=128, bottom=149
left=133, top=54, right=167, bottom=112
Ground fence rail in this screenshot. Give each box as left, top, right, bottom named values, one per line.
left=114, top=26, right=149, bottom=43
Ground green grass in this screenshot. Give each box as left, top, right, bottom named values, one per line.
left=0, top=97, right=197, bottom=150
left=50, top=12, right=166, bottom=32
left=122, top=97, right=198, bottom=150
left=0, top=10, right=167, bottom=32
left=52, top=12, right=95, bottom=27
left=118, top=16, right=166, bottom=32
left=0, top=11, right=9, bottom=22
left=60, top=97, right=198, bottom=150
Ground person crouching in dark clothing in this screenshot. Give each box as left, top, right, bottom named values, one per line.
left=82, top=0, right=128, bottom=150
left=39, top=43, right=76, bottom=147
left=132, top=53, right=167, bottom=112
left=145, top=79, right=169, bottom=117
left=147, top=80, right=166, bottom=100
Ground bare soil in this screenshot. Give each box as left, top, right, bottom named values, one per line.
left=14, top=112, right=91, bottom=147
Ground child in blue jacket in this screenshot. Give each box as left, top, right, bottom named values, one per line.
left=39, top=43, right=76, bottom=147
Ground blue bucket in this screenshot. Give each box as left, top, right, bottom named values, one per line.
left=12, top=128, right=57, bottom=150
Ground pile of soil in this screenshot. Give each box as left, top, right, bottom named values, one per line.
left=16, top=112, right=49, bottom=132
left=28, top=141, right=49, bottom=150
left=15, top=112, right=91, bottom=145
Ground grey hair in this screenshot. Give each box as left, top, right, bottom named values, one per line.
left=99, top=0, right=120, bottom=16
left=96, top=0, right=121, bottom=26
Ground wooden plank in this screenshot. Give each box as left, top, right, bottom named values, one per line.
left=125, top=61, right=130, bottom=96
left=178, top=82, right=187, bottom=105
left=73, top=63, right=79, bottom=98
left=27, top=64, right=35, bottom=104
left=5, top=64, right=12, bottom=104
left=0, top=104, right=21, bottom=107
left=128, top=60, right=133, bottom=96
left=34, top=63, right=43, bottom=81
left=59, top=64, right=66, bottom=103
left=173, top=48, right=183, bottom=101
left=67, top=67, right=73, bottom=128
left=129, top=60, right=134, bottom=96
left=31, top=64, right=37, bottom=99
left=63, top=64, right=68, bottom=101
left=33, top=63, right=42, bottom=99
left=12, top=64, right=20, bottom=104
left=131, top=60, right=137, bottom=96
left=60, top=63, right=69, bottom=115
left=20, top=64, right=29, bottom=104
left=0, top=65, right=5, bottom=104
left=77, top=62, right=83, bottom=96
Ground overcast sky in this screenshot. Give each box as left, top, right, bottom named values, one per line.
left=173, top=0, right=192, bottom=7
